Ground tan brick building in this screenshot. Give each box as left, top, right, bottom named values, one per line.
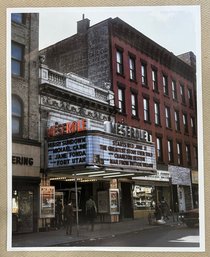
left=11, top=13, right=40, bottom=233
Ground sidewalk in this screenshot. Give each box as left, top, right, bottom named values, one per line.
left=12, top=216, right=180, bottom=248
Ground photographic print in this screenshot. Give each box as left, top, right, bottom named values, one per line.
left=6, top=4, right=205, bottom=253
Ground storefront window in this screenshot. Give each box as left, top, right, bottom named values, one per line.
left=132, top=185, right=155, bottom=210
left=12, top=190, right=34, bottom=233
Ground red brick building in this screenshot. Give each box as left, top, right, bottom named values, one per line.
left=40, top=17, right=198, bottom=214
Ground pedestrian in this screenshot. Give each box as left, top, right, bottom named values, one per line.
left=64, top=201, right=74, bottom=235
left=154, top=203, right=162, bottom=221
left=160, top=196, right=170, bottom=220
left=55, top=198, right=63, bottom=229
left=85, top=196, right=97, bottom=231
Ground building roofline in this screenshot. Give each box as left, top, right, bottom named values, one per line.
left=110, top=17, right=195, bottom=78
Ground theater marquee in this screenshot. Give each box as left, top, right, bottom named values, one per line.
left=47, top=119, right=156, bottom=171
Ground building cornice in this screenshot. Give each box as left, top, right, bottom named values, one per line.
left=110, top=17, right=195, bottom=82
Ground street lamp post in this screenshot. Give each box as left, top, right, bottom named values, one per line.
left=169, top=176, right=175, bottom=222
left=74, top=173, right=79, bottom=236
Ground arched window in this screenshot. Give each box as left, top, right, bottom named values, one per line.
left=12, top=95, right=23, bottom=136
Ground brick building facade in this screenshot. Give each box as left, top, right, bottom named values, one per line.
left=11, top=13, right=40, bottom=233
left=40, top=17, right=198, bottom=214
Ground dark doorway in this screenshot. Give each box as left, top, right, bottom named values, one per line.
left=121, top=182, right=133, bottom=219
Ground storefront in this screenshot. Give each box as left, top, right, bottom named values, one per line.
left=44, top=119, right=156, bottom=225
left=12, top=142, right=41, bottom=233
left=191, top=169, right=199, bottom=208
left=169, top=165, right=193, bottom=212
left=132, top=170, right=171, bottom=218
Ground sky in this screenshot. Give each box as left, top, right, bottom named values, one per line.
left=38, top=6, right=200, bottom=56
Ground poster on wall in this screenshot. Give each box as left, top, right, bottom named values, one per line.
left=40, top=186, right=55, bottom=218
left=109, top=189, right=120, bottom=215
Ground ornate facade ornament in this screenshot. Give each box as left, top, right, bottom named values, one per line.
left=41, top=96, right=109, bottom=122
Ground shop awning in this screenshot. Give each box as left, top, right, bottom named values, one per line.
left=47, top=164, right=156, bottom=180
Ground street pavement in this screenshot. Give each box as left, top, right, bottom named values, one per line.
left=12, top=215, right=181, bottom=248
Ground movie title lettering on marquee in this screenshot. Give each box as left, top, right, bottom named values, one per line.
left=97, top=139, right=155, bottom=169
left=48, top=137, right=87, bottom=168
left=47, top=119, right=87, bottom=138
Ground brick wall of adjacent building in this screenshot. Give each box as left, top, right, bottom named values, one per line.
left=111, top=34, right=197, bottom=169
left=40, top=18, right=112, bottom=87
left=87, top=19, right=112, bottom=86
left=40, top=33, right=89, bottom=78
left=12, top=13, right=39, bottom=141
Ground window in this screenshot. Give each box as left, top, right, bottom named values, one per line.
left=172, top=80, right=177, bottom=100
left=11, top=13, right=25, bottom=24
left=131, top=93, right=138, bottom=117
left=168, top=139, right=174, bottom=163
left=177, top=142, right=183, bottom=165
left=156, top=137, right=163, bottom=162
left=12, top=95, right=23, bottom=136
left=174, top=111, right=180, bottom=131
left=163, top=75, right=168, bottom=95
left=143, top=98, right=150, bottom=122
left=183, top=113, right=188, bottom=133
left=188, top=88, right=193, bottom=108
left=180, top=84, right=185, bottom=104
left=12, top=42, right=24, bottom=76
left=165, top=106, right=171, bottom=128
left=141, top=62, right=147, bottom=86
left=152, top=69, right=158, bottom=91
left=154, top=102, right=161, bottom=125
left=147, top=131, right=153, bottom=142
left=186, top=144, right=191, bottom=166
left=118, top=88, right=126, bottom=113
left=116, top=49, right=123, bottom=75
left=191, top=116, right=196, bottom=135
left=193, top=146, right=198, bottom=167
left=129, top=56, right=136, bottom=80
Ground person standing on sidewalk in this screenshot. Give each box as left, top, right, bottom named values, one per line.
left=160, top=196, right=170, bottom=220
left=85, top=196, right=97, bottom=231
left=64, top=201, right=74, bottom=235
left=55, top=199, right=63, bottom=229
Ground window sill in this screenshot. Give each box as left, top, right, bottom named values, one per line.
left=153, top=89, right=159, bottom=94
left=144, top=120, right=151, bottom=124
left=130, top=79, right=137, bottom=84
left=155, top=124, right=162, bottom=128
left=163, top=93, right=170, bottom=98
left=142, top=84, right=149, bottom=89
left=12, top=74, right=25, bottom=80
left=181, top=102, right=187, bottom=107
left=118, top=112, right=127, bottom=117
left=116, top=72, right=125, bottom=78
left=172, top=98, right=179, bottom=103
left=131, top=115, right=140, bottom=121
